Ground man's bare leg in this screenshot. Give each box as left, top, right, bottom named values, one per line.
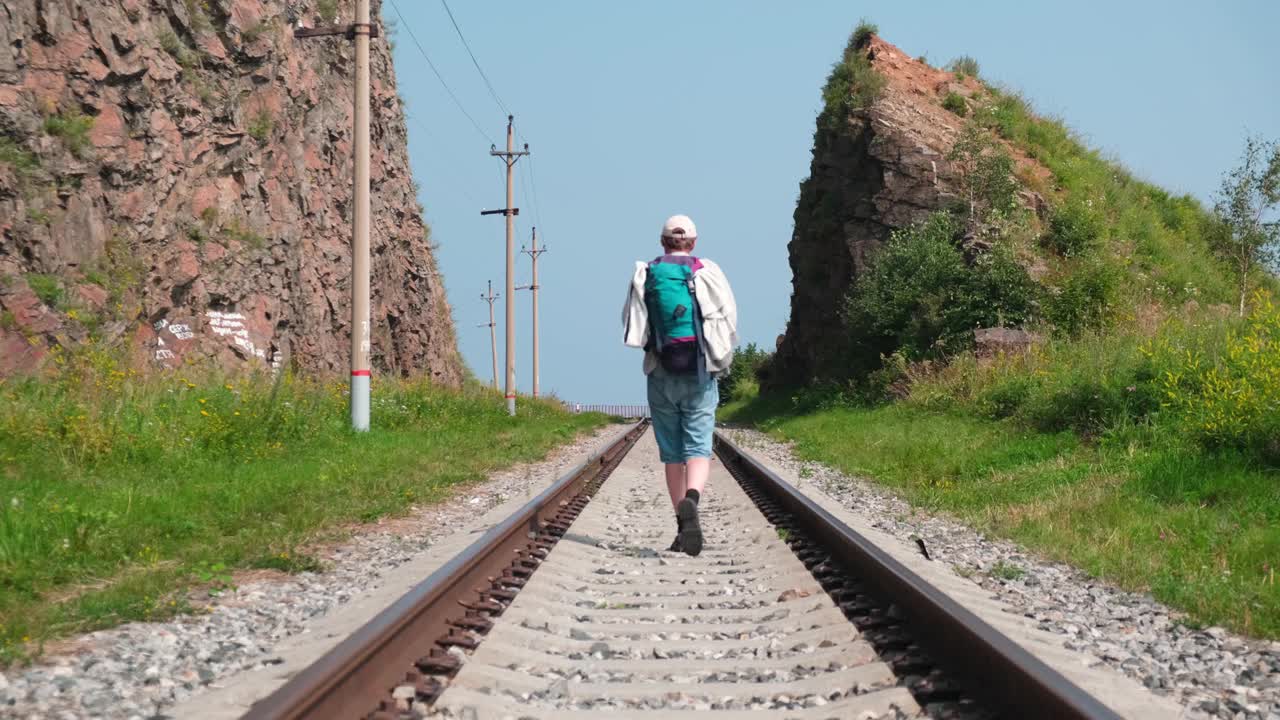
left=674, top=457, right=707, bottom=556
left=665, top=458, right=710, bottom=510
left=685, top=457, right=709, bottom=497
left=665, top=463, right=686, bottom=510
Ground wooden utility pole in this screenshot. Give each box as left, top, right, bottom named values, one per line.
left=479, top=280, right=500, bottom=390
left=482, top=115, right=528, bottom=416
left=293, top=1, right=379, bottom=431
left=520, top=227, right=547, bottom=398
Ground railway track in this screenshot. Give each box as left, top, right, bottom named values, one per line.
left=242, top=422, right=1122, bottom=720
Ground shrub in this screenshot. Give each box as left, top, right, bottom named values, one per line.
left=246, top=109, right=273, bottom=142
left=158, top=29, right=200, bottom=69
left=907, top=326, right=1169, bottom=435
left=952, top=55, right=977, bottom=79
left=25, top=274, right=63, bottom=307
left=942, top=91, right=968, bottom=117
left=242, top=21, right=269, bottom=43
left=948, top=55, right=980, bottom=80
left=718, top=343, right=772, bottom=405
left=947, top=124, right=1020, bottom=222
left=189, top=75, right=217, bottom=105
left=186, top=224, right=209, bottom=244
left=91, top=234, right=145, bottom=307
left=317, top=0, right=338, bottom=23
left=223, top=218, right=267, bottom=250
left=184, top=0, right=212, bottom=33
left=1043, top=257, right=1121, bottom=335
left=819, top=28, right=887, bottom=129
left=851, top=19, right=878, bottom=50
left=42, top=109, right=94, bottom=158
left=1045, top=197, right=1102, bottom=257
left=0, top=137, right=39, bottom=176
left=846, top=212, right=1039, bottom=362
left=1158, top=292, right=1280, bottom=462
left=979, top=375, right=1035, bottom=419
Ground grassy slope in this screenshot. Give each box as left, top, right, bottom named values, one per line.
left=970, top=84, right=1241, bottom=311
left=721, top=396, right=1279, bottom=638
left=727, top=42, right=1280, bottom=637
left=0, top=358, right=610, bottom=662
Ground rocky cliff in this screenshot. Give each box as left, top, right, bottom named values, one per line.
left=772, top=35, right=1042, bottom=385
left=0, top=0, right=462, bottom=383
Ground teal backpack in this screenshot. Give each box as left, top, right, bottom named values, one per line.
left=644, top=255, right=706, bottom=376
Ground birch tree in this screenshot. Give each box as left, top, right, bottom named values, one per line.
left=1214, top=136, right=1280, bottom=316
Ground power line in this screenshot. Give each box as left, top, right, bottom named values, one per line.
left=517, top=154, right=531, bottom=225
left=525, top=154, right=545, bottom=236
left=387, top=0, right=494, bottom=145
left=438, top=0, right=509, bottom=115
left=404, top=113, right=488, bottom=210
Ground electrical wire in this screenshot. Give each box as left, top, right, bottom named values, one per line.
left=525, top=154, right=545, bottom=240
left=438, top=0, right=510, bottom=116
left=387, top=0, right=495, bottom=145
left=405, top=112, right=487, bottom=210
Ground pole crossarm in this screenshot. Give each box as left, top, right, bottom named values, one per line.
left=293, top=24, right=381, bottom=40
left=480, top=208, right=519, bottom=216
left=489, top=147, right=530, bottom=165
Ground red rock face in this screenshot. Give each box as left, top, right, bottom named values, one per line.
left=0, top=0, right=462, bottom=385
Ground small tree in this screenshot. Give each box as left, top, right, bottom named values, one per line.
left=1214, top=135, right=1280, bottom=316
left=946, top=123, right=1019, bottom=243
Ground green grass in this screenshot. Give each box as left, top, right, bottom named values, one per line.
left=990, top=561, right=1026, bottom=581
left=317, top=0, right=338, bottom=23
left=24, top=273, right=63, bottom=307
left=969, top=85, right=1241, bottom=308
left=721, top=397, right=1280, bottom=639
left=157, top=29, right=200, bottom=70
left=223, top=218, right=268, bottom=250
left=42, top=109, right=94, bottom=159
left=0, top=354, right=609, bottom=663
left=0, top=137, right=40, bottom=179
left=948, top=55, right=981, bottom=80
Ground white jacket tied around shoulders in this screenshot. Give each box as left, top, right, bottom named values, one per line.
left=621, top=257, right=738, bottom=377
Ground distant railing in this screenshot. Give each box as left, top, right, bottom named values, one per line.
left=571, top=403, right=650, bottom=418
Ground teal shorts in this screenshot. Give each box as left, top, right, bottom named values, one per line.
left=646, top=366, right=719, bottom=464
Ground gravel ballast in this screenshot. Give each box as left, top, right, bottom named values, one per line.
left=723, top=427, right=1280, bottom=720
left=0, top=426, right=620, bottom=720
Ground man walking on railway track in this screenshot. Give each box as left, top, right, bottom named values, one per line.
left=622, top=214, right=738, bottom=556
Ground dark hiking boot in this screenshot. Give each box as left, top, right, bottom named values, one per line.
left=667, top=534, right=683, bottom=553
left=676, top=498, right=703, bottom=557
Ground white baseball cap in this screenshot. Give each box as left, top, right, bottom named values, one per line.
left=661, top=214, right=697, bottom=241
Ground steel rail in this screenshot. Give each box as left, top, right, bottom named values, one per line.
left=713, top=430, right=1122, bottom=720
left=242, top=420, right=648, bottom=720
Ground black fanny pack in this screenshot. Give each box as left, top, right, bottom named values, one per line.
left=659, top=341, right=699, bottom=375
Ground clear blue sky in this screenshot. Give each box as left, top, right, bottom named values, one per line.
left=386, top=0, right=1280, bottom=405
